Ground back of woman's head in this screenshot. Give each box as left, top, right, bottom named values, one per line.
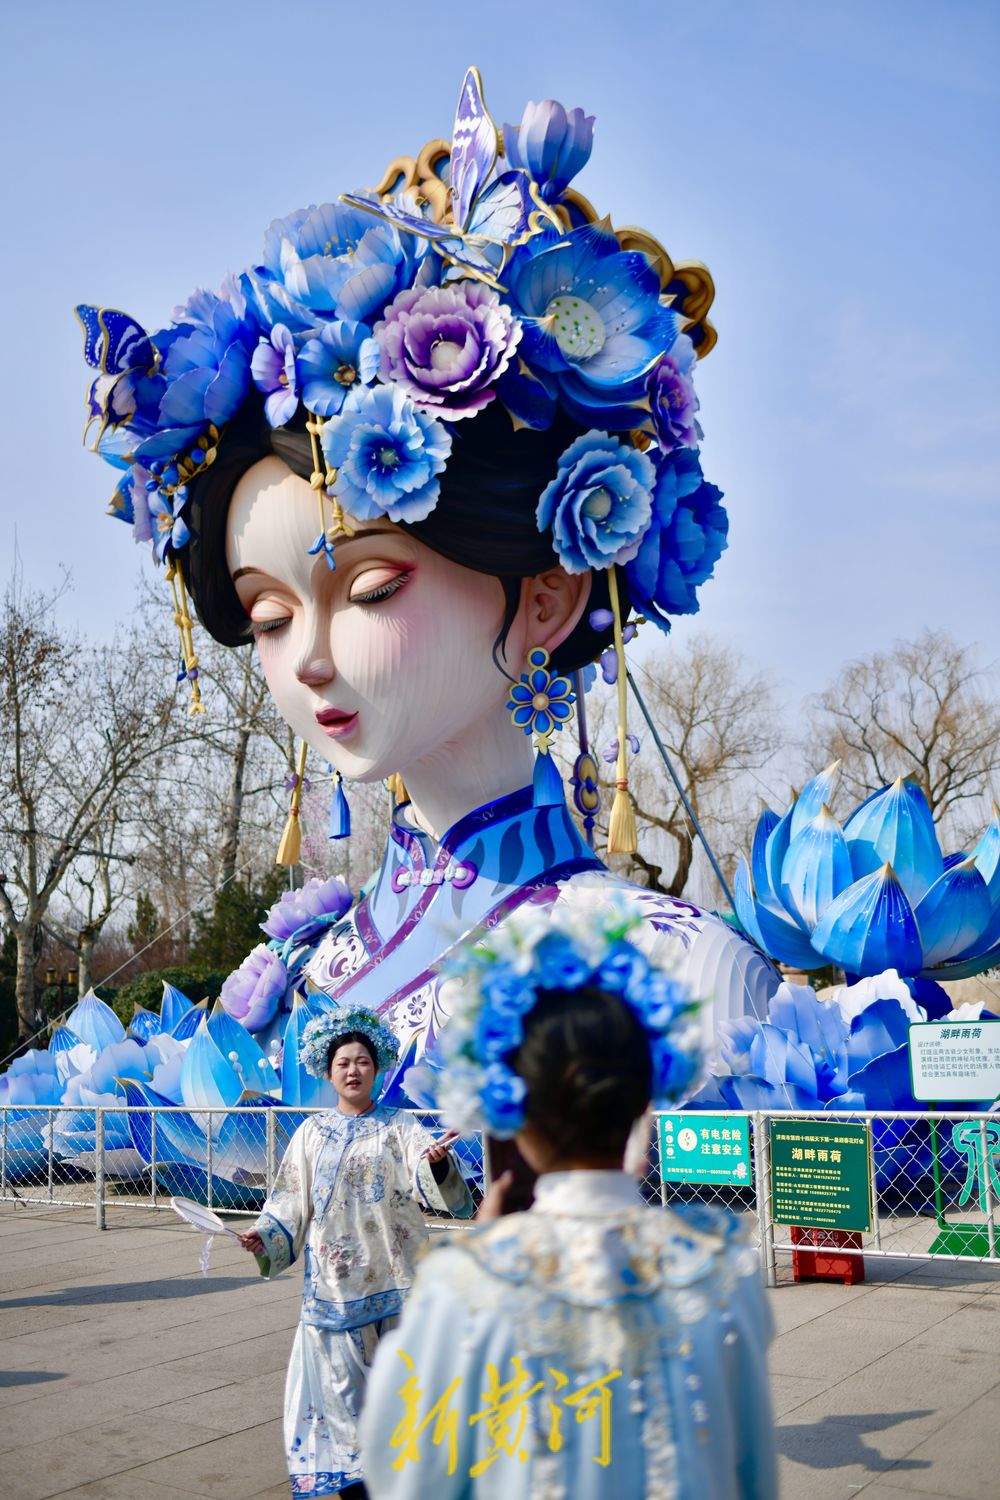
left=514, top=987, right=652, bottom=1161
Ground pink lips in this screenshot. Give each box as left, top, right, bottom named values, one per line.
left=315, top=706, right=359, bottom=739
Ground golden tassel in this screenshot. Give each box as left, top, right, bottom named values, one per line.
left=606, top=566, right=637, bottom=855
left=276, top=740, right=308, bottom=868
left=165, top=559, right=204, bottom=715
left=306, top=414, right=353, bottom=545
left=386, top=773, right=408, bottom=805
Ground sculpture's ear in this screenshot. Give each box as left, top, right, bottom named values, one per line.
left=517, top=565, right=592, bottom=658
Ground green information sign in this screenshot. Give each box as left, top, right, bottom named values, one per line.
left=658, top=1112, right=752, bottom=1186
left=769, top=1119, right=872, bottom=1232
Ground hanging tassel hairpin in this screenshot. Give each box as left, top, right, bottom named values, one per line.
left=306, top=414, right=354, bottom=568
left=506, top=647, right=576, bottom=808
left=328, top=765, right=351, bottom=841
left=276, top=740, right=308, bottom=867
left=165, top=559, right=204, bottom=715
left=606, top=566, right=638, bottom=855
left=570, top=669, right=600, bottom=850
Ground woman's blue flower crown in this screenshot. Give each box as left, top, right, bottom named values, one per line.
left=299, top=1006, right=400, bottom=1079
left=403, top=895, right=702, bottom=1137
left=76, top=68, right=726, bottom=671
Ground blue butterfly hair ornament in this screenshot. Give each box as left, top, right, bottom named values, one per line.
left=75, top=65, right=722, bottom=863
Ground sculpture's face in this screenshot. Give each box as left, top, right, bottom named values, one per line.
left=226, top=456, right=518, bottom=782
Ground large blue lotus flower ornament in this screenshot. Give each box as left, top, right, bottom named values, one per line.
left=499, top=222, right=680, bottom=432
left=734, top=766, right=1000, bottom=981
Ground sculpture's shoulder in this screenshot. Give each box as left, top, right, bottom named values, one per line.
left=303, top=905, right=370, bottom=993
left=550, top=868, right=779, bottom=1025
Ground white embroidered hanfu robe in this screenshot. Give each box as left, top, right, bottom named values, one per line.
left=252, top=1105, right=473, bottom=1497
left=360, top=1170, right=777, bottom=1499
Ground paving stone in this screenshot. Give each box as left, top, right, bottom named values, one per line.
left=876, top=1388, right=1000, bottom=1498
left=127, top=1419, right=288, bottom=1497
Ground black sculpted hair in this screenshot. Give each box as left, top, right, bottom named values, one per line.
left=325, top=1029, right=378, bottom=1076
left=184, top=391, right=619, bottom=674
left=513, top=987, right=652, bottom=1161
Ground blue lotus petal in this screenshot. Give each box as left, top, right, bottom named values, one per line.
left=972, top=805, right=1000, bottom=898
left=179, top=1019, right=243, bottom=1110
left=779, top=805, right=854, bottom=930
left=160, top=982, right=194, bottom=1033
left=844, top=997, right=915, bottom=1075
left=48, top=1026, right=84, bottom=1054
left=761, top=806, right=793, bottom=913
left=750, top=808, right=780, bottom=898
left=172, top=1000, right=207, bottom=1041
left=914, top=857, right=992, bottom=967
left=789, top=760, right=840, bottom=840
left=127, top=1006, right=162, bottom=1043
left=281, top=993, right=336, bottom=1108
left=812, top=863, right=923, bottom=975
left=727, top=1071, right=820, bottom=1111
left=843, top=777, right=944, bottom=904
left=830, top=1044, right=920, bottom=1112
left=733, top=860, right=825, bottom=970
left=64, top=990, right=126, bottom=1052
left=207, top=1003, right=281, bottom=1095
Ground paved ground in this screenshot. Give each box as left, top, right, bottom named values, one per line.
left=0, top=1205, right=997, bottom=1499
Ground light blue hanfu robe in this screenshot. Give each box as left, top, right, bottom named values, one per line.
left=360, top=1170, right=777, bottom=1500
left=250, top=1105, right=473, bottom=1497
left=303, top=788, right=778, bottom=1095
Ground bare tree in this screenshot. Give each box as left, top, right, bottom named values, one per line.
left=808, top=630, right=1000, bottom=845
left=562, top=634, right=784, bottom=898
left=43, top=810, right=135, bottom=993
left=0, top=570, right=187, bottom=1040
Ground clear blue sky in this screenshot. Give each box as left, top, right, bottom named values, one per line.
left=1, top=0, right=996, bottom=704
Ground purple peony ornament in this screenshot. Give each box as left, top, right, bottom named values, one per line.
left=374, top=283, right=521, bottom=420
left=219, top=945, right=288, bottom=1032
left=646, top=334, right=700, bottom=453
left=261, top=876, right=353, bottom=944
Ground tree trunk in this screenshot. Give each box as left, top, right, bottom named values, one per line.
left=77, top=930, right=95, bottom=996
left=665, top=826, right=694, bottom=897
left=14, top=924, right=37, bottom=1042
left=218, top=724, right=251, bottom=885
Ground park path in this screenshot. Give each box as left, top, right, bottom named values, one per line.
left=0, top=1205, right=997, bottom=1498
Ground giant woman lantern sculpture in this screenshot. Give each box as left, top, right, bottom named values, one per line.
left=72, top=68, right=776, bottom=1120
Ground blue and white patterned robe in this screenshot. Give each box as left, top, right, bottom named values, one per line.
left=360, top=1170, right=777, bottom=1499
left=252, top=1105, right=473, bottom=1496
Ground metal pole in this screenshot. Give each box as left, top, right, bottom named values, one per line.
left=626, top=669, right=736, bottom=913
left=266, top=1108, right=277, bottom=1194
left=758, top=1112, right=777, bottom=1288
left=47, top=1108, right=54, bottom=1202
left=980, top=1118, right=997, bottom=1261
left=95, top=1109, right=106, bottom=1231
left=206, top=1111, right=214, bottom=1210
left=868, top=1119, right=882, bottom=1250
left=150, top=1110, right=158, bottom=1209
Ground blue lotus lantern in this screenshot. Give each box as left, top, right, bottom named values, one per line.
left=734, top=766, right=1000, bottom=981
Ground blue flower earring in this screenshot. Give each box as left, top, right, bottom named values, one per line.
left=506, top=648, right=576, bottom=808
left=328, top=766, right=351, bottom=840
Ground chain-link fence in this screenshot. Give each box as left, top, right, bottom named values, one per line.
left=2, top=1104, right=997, bottom=1283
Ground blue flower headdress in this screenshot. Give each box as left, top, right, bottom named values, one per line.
left=403, top=895, right=702, bottom=1137
left=77, top=67, right=726, bottom=856
left=299, top=1005, right=400, bottom=1079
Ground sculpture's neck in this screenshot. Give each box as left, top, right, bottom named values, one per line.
left=398, top=701, right=535, bottom=843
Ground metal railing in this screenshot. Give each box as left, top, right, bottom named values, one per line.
left=1, top=1104, right=997, bottom=1283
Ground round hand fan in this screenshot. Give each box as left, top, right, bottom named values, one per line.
left=170, top=1196, right=241, bottom=1237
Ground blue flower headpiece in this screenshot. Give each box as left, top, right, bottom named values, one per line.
left=403, top=894, right=702, bottom=1137
left=299, top=1006, right=399, bottom=1079
left=76, top=67, right=725, bottom=717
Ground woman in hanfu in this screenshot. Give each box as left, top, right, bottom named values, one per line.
left=238, top=1004, right=472, bottom=1497
left=360, top=900, right=777, bottom=1500
left=76, top=70, right=776, bottom=1096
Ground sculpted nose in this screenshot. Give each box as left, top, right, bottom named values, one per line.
left=296, top=653, right=335, bottom=686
